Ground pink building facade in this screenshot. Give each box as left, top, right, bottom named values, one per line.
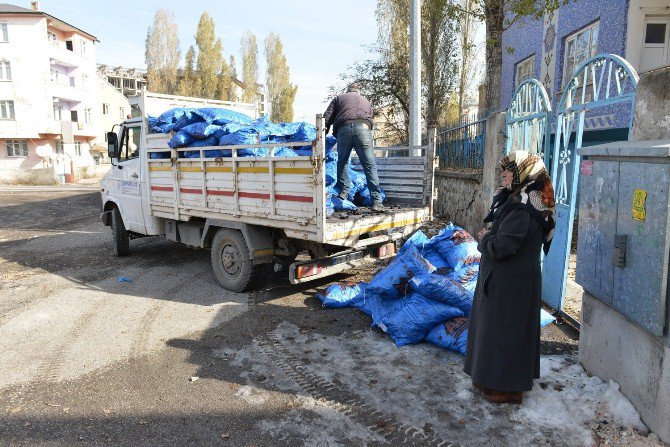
left=0, top=3, right=100, bottom=179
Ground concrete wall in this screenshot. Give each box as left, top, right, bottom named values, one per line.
left=434, top=170, right=482, bottom=236
left=632, top=65, right=670, bottom=141
left=0, top=166, right=59, bottom=185
left=580, top=294, right=670, bottom=442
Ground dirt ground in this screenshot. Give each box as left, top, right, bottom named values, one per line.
left=0, top=186, right=665, bottom=446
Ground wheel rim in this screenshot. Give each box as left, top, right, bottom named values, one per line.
left=219, top=242, right=242, bottom=278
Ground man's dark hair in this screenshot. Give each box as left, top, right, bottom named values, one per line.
left=347, top=83, right=361, bottom=94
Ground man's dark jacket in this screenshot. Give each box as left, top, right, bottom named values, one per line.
left=323, top=92, right=373, bottom=135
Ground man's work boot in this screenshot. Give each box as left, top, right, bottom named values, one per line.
left=371, top=202, right=386, bottom=212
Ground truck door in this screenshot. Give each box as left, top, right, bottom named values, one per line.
left=112, top=125, right=146, bottom=233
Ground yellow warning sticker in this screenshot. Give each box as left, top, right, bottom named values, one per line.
left=632, top=189, right=647, bottom=221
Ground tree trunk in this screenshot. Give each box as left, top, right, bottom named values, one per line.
left=484, top=0, right=503, bottom=111
left=458, top=0, right=472, bottom=118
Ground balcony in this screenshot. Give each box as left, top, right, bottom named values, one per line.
left=38, top=120, right=97, bottom=139
left=51, top=82, right=85, bottom=103
left=49, top=44, right=87, bottom=69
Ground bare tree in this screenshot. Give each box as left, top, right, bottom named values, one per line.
left=145, top=8, right=180, bottom=94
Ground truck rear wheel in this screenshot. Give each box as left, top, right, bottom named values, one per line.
left=111, top=207, right=130, bottom=256
left=211, top=228, right=264, bottom=292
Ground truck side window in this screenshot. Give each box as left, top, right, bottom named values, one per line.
left=119, top=126, right=141, bottom=162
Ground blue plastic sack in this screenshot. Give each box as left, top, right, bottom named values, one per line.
left=317, top=282, right=366, bottom=308
left=430, top=226, right=481, bottom=270
left=398, top=231, right=430, bottom=256
left=355, top=186, right=386, bottom=207
left=219, top=128, right=259, bottom=146
left=331, top=196, right=356, bottom=211
left=191, top=107, right=253, bottom=125
left=294, top=148, right=313, bottom=156
left=540, top=308, right=555, bottom=327
left=373, top=292, right=465, bottom=346
left=149, top=151, right=171, bottom=159
left=425, top=317, right=469, bottom=355
left=447, top=265, right=479, bottom=294
left=326, top=135, right=337, bottom=152
left=399, top=231, right=448, bottom=269
left=272, top=147, right=299, bottom=157
left=408, top=273, right=473, bottom=315
left=366, top=245, right=435, bottom=299
left=168, top=130, right=194, bottom=149
left=181, top=122, right=223, bottom=139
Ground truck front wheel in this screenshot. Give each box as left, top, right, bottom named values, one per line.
left=211, top=229, right=263, bottom=292
left=111, top=207, right=130, bottom=256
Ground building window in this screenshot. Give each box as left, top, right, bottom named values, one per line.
left=0, top=100, right=15, bottom=119
left=84, top=108, right=92, bottom=124
left=123, top=78, right=135, bottom=89
left=108, top=77, right=121, bottom=88
left=53, top=104, right=63, bottom=121
left=74, top=141, right=83, bottom=156
left=81, top=74, right=88, bottom=90
left=120, top=107, right=125, bottom=119
left=0, top=60, right=11, bottom=81
left=50, top=68, right=58, bottom=83
left=103, top=103, right=109, bottom=115
left=0, top=23, right=8, bottom=42
left=47, top=30, right=57, bottom=45
left=641, top=18, right=670, bottom=72
left=564, top=22, right=600, bottom=84
left=6, top=140, right=28, bottom=157
left=80, top=40, right=87, bottom=56
left=515, top=55, right=535, bottom=87
left=55, top=140, right=64, bottom=154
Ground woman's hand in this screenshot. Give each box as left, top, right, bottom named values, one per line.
left=477, top=227, right=490, bottom=241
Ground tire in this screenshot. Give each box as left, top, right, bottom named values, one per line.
left=211, top=228, right=266, bottom=292
left=111, top=207, right=130, bottom=256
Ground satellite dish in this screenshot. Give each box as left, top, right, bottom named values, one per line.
left=36, top=145, right=51, bottom=158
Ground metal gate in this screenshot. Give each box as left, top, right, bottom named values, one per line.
left=505, top=79, right=552, bottom=166
left=542, top=54, right=639, bottom=312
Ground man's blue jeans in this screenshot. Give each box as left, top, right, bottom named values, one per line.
left=335, top=123, right=383, bottom=204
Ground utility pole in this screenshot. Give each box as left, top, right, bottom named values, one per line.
left=409, top=0, right=421, bottom=153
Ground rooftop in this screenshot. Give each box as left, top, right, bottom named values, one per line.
left=0, top=3, right=99, bottom=42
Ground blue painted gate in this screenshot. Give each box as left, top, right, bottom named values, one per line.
left=505, top=79, right=552, bottom=165
left=542, top=54, right=639, bottom=312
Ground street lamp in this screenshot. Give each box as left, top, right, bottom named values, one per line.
left=409, top=0, right=421, bottom=154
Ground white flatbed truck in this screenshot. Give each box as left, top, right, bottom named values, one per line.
left=100, top=91, right=437, bottom=292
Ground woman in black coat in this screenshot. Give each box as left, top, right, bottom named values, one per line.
left=464, top=150, right=556, bottom=404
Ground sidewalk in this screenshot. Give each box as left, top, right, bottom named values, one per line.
left=0, top=182, right=100, bottom=193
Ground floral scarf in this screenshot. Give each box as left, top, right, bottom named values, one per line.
left=484, top=151, right=556, bottom=254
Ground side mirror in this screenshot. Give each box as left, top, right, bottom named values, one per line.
left=107, top=132, right=119, bottom=159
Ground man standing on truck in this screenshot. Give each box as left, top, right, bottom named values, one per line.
left=324, top=83, right=385, bottom=211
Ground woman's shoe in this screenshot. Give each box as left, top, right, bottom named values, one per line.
left=474, top=383, right=523, bottom=404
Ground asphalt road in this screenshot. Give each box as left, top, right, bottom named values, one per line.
left=0, top=187, right=581, bottom=447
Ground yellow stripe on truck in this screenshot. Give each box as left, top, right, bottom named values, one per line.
left=275, top=167, right=313, bottom=175
left=148, top=166, right=171, bottom=172
left=237, top=167, right=269, bottom=174
left=331, top=217, right=426, bottom=240
left=206, top=166, right=233, bottom=173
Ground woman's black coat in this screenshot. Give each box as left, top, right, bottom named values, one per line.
left=463, top=194, right=544, bottom=392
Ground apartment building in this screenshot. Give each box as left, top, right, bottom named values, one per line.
left=97, top=64, right=147, bottom=98
left=0, top=2, right=98, bottom=175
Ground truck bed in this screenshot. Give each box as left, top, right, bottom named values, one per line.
left=145, top=129, right=435, bottom=248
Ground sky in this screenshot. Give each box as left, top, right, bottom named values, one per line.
left=22, top=0, right=380, bottom=121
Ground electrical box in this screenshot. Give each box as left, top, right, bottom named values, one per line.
left=577, top=141, right=670, bottom=339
